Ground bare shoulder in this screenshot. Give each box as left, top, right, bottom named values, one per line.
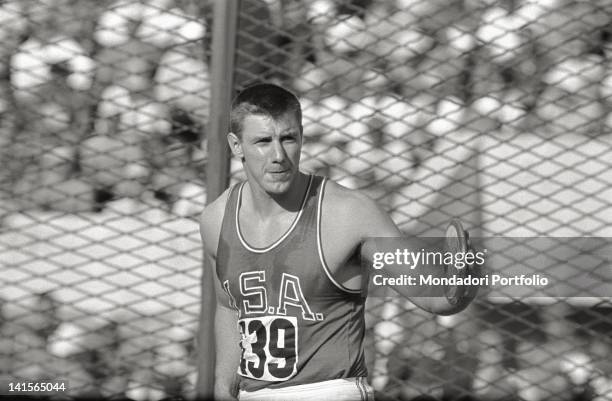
left=322, top=179, right=401, bottom=239
left=323, top=180, right=378, bottom=214
left=199, top=186, right=234, bottom=257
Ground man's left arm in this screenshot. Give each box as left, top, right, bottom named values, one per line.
left=355, top=193, right=480, bottom=315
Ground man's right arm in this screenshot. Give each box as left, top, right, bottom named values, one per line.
left=200, top=189, right=241, bottom=400
left=210, top=253, right=241, bottom=400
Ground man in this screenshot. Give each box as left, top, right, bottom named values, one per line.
left=200, top=83, right=475, bottom=401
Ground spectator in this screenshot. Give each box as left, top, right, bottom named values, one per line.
left=81, top=86, right=167, bottom=205
left=234, top=0, right=285, bottom=87
left=153, top=14, right=209, bottom=127
left=537, top=55, right=605, bottom=136
left=11, top=34, right=95, bottom=146
left=0, top=1, right=28, bottom=78
left=48, top=321, right=106, bottom=397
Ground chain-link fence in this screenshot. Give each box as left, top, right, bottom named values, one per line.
left=228, top=0, right=612, bottom=400
left=1, top=0, right=208, bottom=399
left=1, top=0, right=612, bottom=400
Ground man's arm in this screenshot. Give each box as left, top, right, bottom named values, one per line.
left=331, top=184, right=479, bottom=390
left=332, top=183, right=478, bottom=315
left=210, top=253, right=242, bottom=400
left=366, top=206, right=478, bottom=315
left=200, top=189, right=241, bottom=400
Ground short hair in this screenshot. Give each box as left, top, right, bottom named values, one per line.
left=230, top=83, right=302, bottom=137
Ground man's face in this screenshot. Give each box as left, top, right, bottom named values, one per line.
left=229, top=113, right=302, bottom=195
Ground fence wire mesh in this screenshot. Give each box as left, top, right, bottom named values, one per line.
left=228, top=1, right=612, bottom=401
left=1, top=0, right=611, bottom=400
left=1, top=0, right=208, bottom=399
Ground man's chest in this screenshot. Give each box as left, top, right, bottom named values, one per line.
left=238, top=210, right=299, bottom=249
left=219, top=242, right=336, bottom=314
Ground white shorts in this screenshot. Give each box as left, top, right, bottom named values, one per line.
left=238, top=377, right=374, bottom=401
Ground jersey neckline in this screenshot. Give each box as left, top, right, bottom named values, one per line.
left=235, top=174, right=314, bottom=253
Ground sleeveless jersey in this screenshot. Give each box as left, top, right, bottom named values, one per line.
left=216, top=175, right=368, bottom=392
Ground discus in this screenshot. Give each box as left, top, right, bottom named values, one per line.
left=443, top=218, right=472, bottom=304
left=445, top=218, right=469, bottom=256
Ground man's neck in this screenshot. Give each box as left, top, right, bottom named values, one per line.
left=243, top=173, right=309, bottom=219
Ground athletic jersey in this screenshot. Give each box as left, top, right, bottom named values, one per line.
left=216, top=175, right=368, bottom=392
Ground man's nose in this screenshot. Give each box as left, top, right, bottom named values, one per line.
left=271, top=139, right=286, bottom=162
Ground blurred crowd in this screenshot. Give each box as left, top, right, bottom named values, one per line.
left=0, top=0, right=611, bottom=217
left=0, top=0, right=209, bottom=218
left=1, top=292, right=611, bottom=400
left=1, top=0, right=612, bottom=400
left=0, top=291, right=198, bottom=399
left=281, top=0, right=612, bottom=211
left=370, top=302, right=612, bottom=401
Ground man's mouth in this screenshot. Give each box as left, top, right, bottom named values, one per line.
left=268, top=168, right=289, bottom=174
left=267, top=169, right=291, bottom=178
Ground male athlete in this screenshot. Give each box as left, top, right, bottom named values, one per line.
left=199, top=84, right=476, bottom=401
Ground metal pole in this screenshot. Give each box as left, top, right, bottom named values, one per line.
left=205, top=0, right=239, bottom=199
left=196, top=0, right=239, bottom=398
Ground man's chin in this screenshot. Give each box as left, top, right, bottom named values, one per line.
left=263, top=174, right=295, bottom=194
left=265, top=181, right=292, bottom=195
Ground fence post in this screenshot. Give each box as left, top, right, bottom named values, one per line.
left=196, top=0, right=239, bottom=398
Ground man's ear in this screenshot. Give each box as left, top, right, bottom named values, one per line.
left=227, top=132, right=243, bottom=158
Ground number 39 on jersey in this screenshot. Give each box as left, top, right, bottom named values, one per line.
left=238, top=315, right=298, bottom=381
